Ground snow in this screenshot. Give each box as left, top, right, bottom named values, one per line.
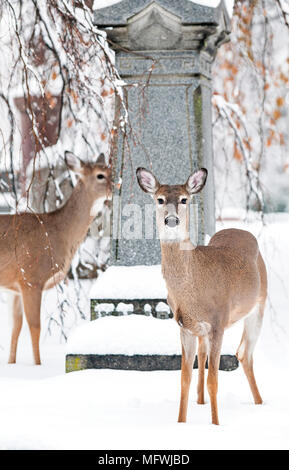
left=0, top=214, right=289, bottom=449
left=66, top=314, right=242, bottom=356
left=90, top=264, right=167, bottom=299
left=67, top=315, right=180, bottom=355
left=0, top=361, right=288, bottom=450
left=155, top=301, right=170, bottom=313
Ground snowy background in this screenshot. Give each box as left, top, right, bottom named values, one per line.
left=0, top=0, right=288, bottom=451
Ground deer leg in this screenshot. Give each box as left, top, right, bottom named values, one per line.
left=236, top=302, right=264, bottom=405
left=207, top=330, right=224, bottom=425
left=8, top=294, right=23, bottom=364
left=21, top=287, right=43, bottom=365
left=178, top=329, right=197, bottom=423
left=197, top=336, right=208, bottom=404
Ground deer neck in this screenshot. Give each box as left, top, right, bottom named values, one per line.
left=160, top=239, right=196, bottom=284
left=57, top=180, right=98, bottom=241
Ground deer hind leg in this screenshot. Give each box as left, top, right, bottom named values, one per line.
left=236, top=302, right=264, bottom=405
left=8, top=294, right=23, bottom=364
left=207, top=330, right=224, bottom=425
left=21, top=287, right=43, bottom=365
left=178, top=329, right=197, bottom=423
left=197, top=336, right=208, bottom=405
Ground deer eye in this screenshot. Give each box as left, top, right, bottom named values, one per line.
left=157, top=198, right=165, bottom=205
left=97, top=174, right=105, bottom=180
left=180, top=198, right=187, bottom=204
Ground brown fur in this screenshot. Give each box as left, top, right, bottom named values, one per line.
left=2, top=155, right=111, bottom=365
left=136, top=167, right=267, bottom=425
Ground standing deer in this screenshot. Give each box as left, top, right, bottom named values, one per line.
left=2, top=152, right=111, bottom=365
left=136, top=167, right=267, bottom=425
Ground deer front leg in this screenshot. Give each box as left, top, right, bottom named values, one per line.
left=178, top=328, right=197, bottom=423
left=8, top=294, right=23, bottom=364
left=207, top=330, right=224, bottom=425
left=21, top=286, right=43, bottom=365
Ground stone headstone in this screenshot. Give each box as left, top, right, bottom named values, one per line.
left=94, top=0, right=231, bottom=266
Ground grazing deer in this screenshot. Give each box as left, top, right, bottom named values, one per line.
left=136, top=167, right=267, bottom=425
left=2, top=152, right=111, bottom=365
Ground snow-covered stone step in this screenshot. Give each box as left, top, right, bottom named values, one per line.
left=89, top=265, right=168, bottom=300
left=65, top=315, right=241, bottom=373
left=90, top=265, right=172, bottom=319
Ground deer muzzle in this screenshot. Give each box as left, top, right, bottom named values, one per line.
left=164, top=216, right=180, bottom=228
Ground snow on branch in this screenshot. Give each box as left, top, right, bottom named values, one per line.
left=213, top=0, right=289, bottom=216
left=276, top=0, right=289, bottom=28
left=213, top=93, right=265, bottom=216
left=0, top=0, right=126, bottom=185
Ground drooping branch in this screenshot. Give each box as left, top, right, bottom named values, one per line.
left=213, top=0, right=289, bottom=216
left=276, top=0, right=289, bottom=28
left=213, top=93, right=265, bottom=215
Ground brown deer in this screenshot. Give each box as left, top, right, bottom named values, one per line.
left=2, top=152, right=111, bottom=365
left=136, top=167, right=267, bottom=425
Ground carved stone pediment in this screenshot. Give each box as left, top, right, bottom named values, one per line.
left=94, top=0, right=231, bottom=29
left=127, top=2, right=182, bottom=50
left=94, top=0, right=230, bottom=54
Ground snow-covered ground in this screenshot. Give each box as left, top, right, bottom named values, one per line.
left=0, top=214, right=288, bottom=450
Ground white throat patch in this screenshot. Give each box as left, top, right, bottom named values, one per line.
left=90, top=197, right=106, bottom=217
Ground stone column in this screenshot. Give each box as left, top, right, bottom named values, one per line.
left=94, top=0, right=231, bottom=266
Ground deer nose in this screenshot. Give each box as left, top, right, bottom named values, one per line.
left=164, top=216, right=180, bottom=227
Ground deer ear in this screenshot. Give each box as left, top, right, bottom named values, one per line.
left=136, top=167, right=160, bottom=195
left=65, top=151, right=84, bottom=174
left=185, top=168, right=207, bottom=195
left=96, top=153, right=106, bottom=166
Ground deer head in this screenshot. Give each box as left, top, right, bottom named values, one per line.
left=65, top=151, right=112, bottom=216
left=136, top=167, right=207, bottom=242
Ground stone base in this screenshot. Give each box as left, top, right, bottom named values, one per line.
left=66, top=309, right=240, bottom=374
left=66, top=353, right=239, bottom=373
